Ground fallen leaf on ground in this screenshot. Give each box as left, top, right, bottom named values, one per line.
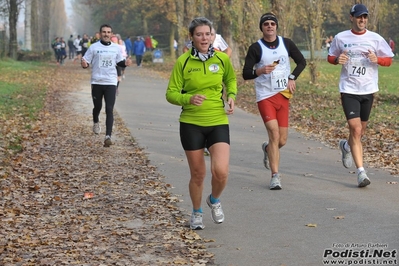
left=305, top=223, right=317, bottom=227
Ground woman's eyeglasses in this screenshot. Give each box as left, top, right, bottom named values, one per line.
left=263, top=22, right=276, bottom=27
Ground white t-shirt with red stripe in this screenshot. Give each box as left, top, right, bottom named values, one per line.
left=329, top=30, right=394, bottom=95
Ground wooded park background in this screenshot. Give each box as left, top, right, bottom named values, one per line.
left=1, top=0, right=398, bottom=75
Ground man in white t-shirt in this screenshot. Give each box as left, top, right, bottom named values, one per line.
left=328, top=4, right=394, bottom=187
left=73, top=35, right=82, bottom=63
left=81, top=24, right=132, bottom=147
left=210, top=28, right=232, bottom=57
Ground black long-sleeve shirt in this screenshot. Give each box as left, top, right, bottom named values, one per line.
left=242, top=37, right=306, bottom=80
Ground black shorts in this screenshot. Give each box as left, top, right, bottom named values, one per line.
left=179, top=122, right=230, bottom=151
left=340, top=93, right=374, bottom=121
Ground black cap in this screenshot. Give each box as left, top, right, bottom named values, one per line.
left=350, top=4, right=368, bottom=17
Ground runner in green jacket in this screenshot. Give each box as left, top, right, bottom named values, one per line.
left=166, top=17, right=237, bottom=230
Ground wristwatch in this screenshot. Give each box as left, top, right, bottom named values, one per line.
left=288, top=74, right=295, bottom=80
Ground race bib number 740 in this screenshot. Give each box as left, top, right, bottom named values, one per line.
left=348, top=57, right=368, bottom=77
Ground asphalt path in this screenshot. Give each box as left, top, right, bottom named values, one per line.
left=113, top=66, right=398, bottom=266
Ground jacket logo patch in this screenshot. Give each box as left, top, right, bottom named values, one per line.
left=209, top=64, right=219, bottom=73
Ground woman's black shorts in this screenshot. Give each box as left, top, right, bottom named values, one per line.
left=179, top=122, right=230, bottom=151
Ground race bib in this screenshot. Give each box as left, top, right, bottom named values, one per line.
left=270, top=69, right=288, bottom=92
left=99, top=54, right=113, bottom=68
left=348, top=57, right=369, bottom=78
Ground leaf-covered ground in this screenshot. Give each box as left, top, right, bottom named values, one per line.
left=0, top=62, right=214, bottom=265
left=236, top=80, right=399, bottom=177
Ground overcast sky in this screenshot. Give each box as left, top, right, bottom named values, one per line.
left=17, top=0, right=73, bottom=24
left=64, top=0, right=73, bottom=17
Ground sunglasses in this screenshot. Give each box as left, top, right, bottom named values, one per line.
left=263, top=22, right=276, bottom=27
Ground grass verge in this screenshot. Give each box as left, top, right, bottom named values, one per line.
left=0, top=59, right=50, bottom=154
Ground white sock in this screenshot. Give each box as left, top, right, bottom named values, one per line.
left=357, top=167, right=365, bottom=174
left=344, top=141, right=351, bottom=152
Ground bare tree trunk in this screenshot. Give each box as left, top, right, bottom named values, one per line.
left=218, top=0, right=230, bottom=43
left=31, top=0, right=38, bottom=50
left=239, top=1, right=271, bottom=56
left=31, top=0, right=50, bottom=51
left=180, top=0, right=197, bottom=54
left=24, top=0, right=32, bottom=50
left=143, top=18, right=148, bottom=36
left=39, top=0, right=50, bottom=51
left=175, top=0, right=185, bottom=57
left=8, top=0, right=19, bottom=59
left=0, top=30, right=6, bottom=58
left=303, top=0, right=326, bottom=84
left=362, top=0, right=379, bottom=31
left=49, top=0, right=67, bottom=40
left=199, top=0, right=204, bottom=16
left=270, top=0, right=297, bottom=38
left=228, top=0, right=245, bottom=68
left=217, top=0, right=242, bottom=69
left=169, top=23, right=176, bottom=58
left=183, top=0, right=196, bottom=27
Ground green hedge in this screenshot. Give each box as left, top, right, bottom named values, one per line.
left=17, top=50, right=53, bottom=61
